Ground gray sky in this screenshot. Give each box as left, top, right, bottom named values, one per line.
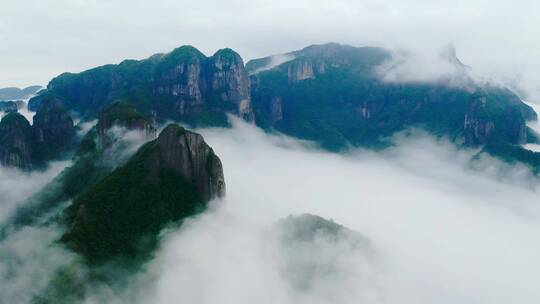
left=1, top=0, right=539, bottom=98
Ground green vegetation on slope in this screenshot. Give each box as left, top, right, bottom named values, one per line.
left=249, top=44, right=540, bottom=170
left=61, top=138, right=204, bottom=263
left=29, top=45, right=246, bottom=127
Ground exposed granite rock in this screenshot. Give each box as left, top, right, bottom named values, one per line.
left=209, top=49, right=254, bottom=121
left=154, top=46, right=207, bottom=112
left=153, top=47, right=255, bottom=122
left=30, top=45, right=254, bottom=126
left=61, top=123, right=225, bottom=263
left=463, top=116, right=495, bottom=145
left=287, top=59, right=316, bottom=83
left=32, top=97, right=76, bottom=161
left=0, top=113, right=33, bottom=169
left=147, top=124, right=225, bottom=201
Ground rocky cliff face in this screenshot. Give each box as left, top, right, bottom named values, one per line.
left=32, top=97, right=76, bottom=161
left=154, top=46, right=207, bottom=113
left=152, top=47, right=254, bottom=122
left=148, top=124, right=225, bottom=201
left=30, top=45, right=254, bottom=126
left=0, top=113, right=33, bottom=170
left=287, top=59, right=316, bottom=83
left=62, top=123, right=225, bottom=262
left=461, top=92, right=534, bottom=146
left=209, top=49, right=254, bottom=121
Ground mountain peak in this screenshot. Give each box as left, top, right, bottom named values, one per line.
left=438, top=44, right=470, bottom=69
left=213, top=48, right=241, bottom=58
left=154, top=123, right=226, bottom=200
left=61, top=123, right=225, bottom=263
left=166, top=45, right=206, bottom=61
left=0, top=112, right=33, bottom=169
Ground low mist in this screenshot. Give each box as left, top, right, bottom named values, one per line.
left=0, top=162, right=73, bottom=303
left=1, top=118, right=540, bottom=303
left=0, top=161, right=69, bottom=223
left=91, top=118, right=540, bottom=303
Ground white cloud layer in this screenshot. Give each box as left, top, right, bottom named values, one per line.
left=0, top=225, right=75, bottom=303
left=1, top=0, right=540, bottom=99
left=2, top=119, right=540, bottom=303
left=0, top=161, right=69, bottom=222
left=81, top=118, right=540, bottom=304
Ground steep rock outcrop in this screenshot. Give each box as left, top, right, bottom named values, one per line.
left=0, top=113, right=33, bottom=169
left=62, top=124, right=225, bottom=263
left=462, top=91, right=534, bottom=146
left=32, top=97, right=75, bottom=162
left=154, top=46, right=208, bottom=112
left=29, top=46, right=254, bottom=126
left=287, top=59, right=315, bottom=83
left=209, top=49, right=254, bottom=121
left=148, top=124, right=225, bottom=201
left=0, top=97, right=77, bottom=169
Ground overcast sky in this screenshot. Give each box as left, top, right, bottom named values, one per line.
left=1, top=0, right=539, bottom=98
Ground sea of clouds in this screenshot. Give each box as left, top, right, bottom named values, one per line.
left=1, top=118, right=540, bottom=303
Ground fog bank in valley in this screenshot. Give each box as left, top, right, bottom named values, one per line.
left=95, top=118, right=540, bottom=304
left=1, top=118, right=540, bottom=303
left=0, top=161, right=69, bottom=223
left=0, top=161, right=72, bottom=303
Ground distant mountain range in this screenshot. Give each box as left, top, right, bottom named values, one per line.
left=0, top=85, right=42, bottom=100
left=22, top=42, right=539, bottom=171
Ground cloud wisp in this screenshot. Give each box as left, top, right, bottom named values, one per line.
left=0, top=161, right=69, bottom=223
left=249, top=54, right=296, bottom=75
